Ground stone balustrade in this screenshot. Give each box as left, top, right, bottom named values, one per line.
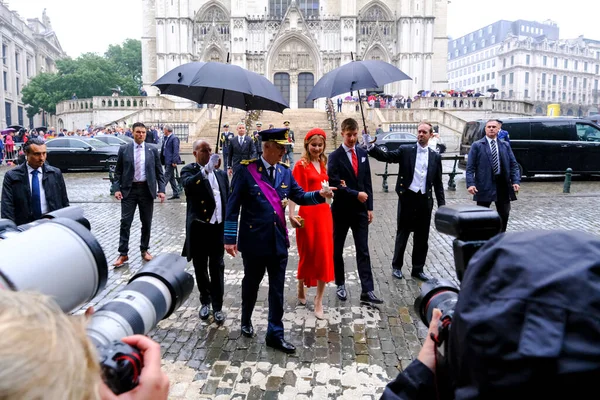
left=56, top=96, right=177, bottom=114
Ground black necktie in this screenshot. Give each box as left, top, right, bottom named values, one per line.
left=491, top=139, right=500, bottom=175
left=268, top=166, right=275, bottom=182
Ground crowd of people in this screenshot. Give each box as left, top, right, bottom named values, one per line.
left=3, top=116, right=599, bottom=399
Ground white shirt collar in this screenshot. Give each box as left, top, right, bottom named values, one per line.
left=485, top=136, right=498, bottom=145
left=417, top=144, right=429, bottom=153
left=134, top=141, right=145, bottom=149
left=342, top=143, right=356, bottom=153
left=26, top=164, right=42, bottom=174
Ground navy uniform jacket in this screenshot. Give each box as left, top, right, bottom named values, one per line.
left=224, top=159, right=324, bottom=258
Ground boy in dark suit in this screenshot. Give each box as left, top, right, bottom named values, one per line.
left=328, top=118, right=382, bottom=305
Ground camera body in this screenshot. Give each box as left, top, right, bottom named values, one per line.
left=413, top=205, right=502, bottom=399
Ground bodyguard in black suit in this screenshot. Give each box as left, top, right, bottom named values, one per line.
left=227, top=122, right=257, bottom=176
left=466, top=119, right=521, bottom=232
left=181, top=140, right=229, bottom=325
left=363, top=122, right=445, bottom=281
left=328, top=118, right=383, bottom=305
left=112, top=122, right=166, bottom=267
left=1, top=137, right=69, bottom=226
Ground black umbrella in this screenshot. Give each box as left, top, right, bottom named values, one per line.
left=35, top=126, right=48, bottom=133
left=487, top=88, right=499, bottom=93
left=153, top=57, right=289, bottom=153
left=306, top=56, right=411, bottom=135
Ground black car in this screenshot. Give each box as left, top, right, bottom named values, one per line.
left=45, top=137, right=120, bottom=172
left=459, top=117, right=600, bottom=176
left=374, top=132, right=418, bottom=152
left=94, top=134, right=133, bottom=146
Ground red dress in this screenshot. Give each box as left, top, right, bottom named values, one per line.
left=292, top=159, right=335, bottom=287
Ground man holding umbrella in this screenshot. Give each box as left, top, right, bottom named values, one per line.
left=224, top=128, right=335, bottom=353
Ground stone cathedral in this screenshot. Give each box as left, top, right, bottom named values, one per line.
left=142, top=0, right=449, bottom=108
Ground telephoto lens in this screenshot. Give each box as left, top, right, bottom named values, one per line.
left=86, top=253, right=194, bottom=347
left=414, top=278, right=460, bottom=328
left=0, top=208, right=108, bottom=312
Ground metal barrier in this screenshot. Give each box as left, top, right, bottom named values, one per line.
left=388, top=123, right=419, bottom=134
left=373, top=154, right=465, bottom=192
left=2, top=144, right=23, bottom=165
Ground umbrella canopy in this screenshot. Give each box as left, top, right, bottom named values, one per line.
left=306, top=59, right=410, bottom=135
left=35, top=126, right=48, bottom=133
left=1, top=128, right=16, bottom=135
left=306, top=60, right=411, bottom=102
left=7, top=124, right=23, bottom=131
left=153, top=61, right=289, bottom=113
left=487, top=88, right=499, bottom=93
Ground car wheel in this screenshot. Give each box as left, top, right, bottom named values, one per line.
left=107, top=156, right=118, bottom=172
left=378, top=145, right=388, bottom=152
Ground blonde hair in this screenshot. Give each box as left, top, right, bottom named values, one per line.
left=0, top=291, right=101, bottom=400
left=300, top=133, right=328, bottom=167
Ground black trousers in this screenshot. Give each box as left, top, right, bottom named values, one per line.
left=241, top=255, right=287, bottom=339
left=191, top=222, right=225, bottom=311
left=392, top=191, right=432, bottom=271
left=477, top=175, right=511, bottom=232
left=333, top=210, right=374, bottom=293
left=164, top=164, right=179, bottom=196
left=118, top=183, right=154, bottom=255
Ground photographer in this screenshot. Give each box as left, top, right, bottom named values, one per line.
left=382, top=229, right=600, bottom=399
left=0, top=290, right=169, bottom=400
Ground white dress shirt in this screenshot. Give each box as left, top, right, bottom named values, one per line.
left=409, top=145, right=429, bottom=194
left=341, top=143, right=357, bottom=165
left=133, top=142, right=146, bottom=182
left=485, top=136, right=501, bottom=172
left=27, top=164, right=48, bottom=214
left=201, top=164, right=222, bottom=224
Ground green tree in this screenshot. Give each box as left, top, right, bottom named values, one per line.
left=21, top=39, right=142, bottom=116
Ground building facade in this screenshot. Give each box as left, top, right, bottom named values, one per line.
left=0, top=6, right=64, bottom=129
left=142, top=0, right=449, bottom=108
left=447, top=19, right=600, bottom=116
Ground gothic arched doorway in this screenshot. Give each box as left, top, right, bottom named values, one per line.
left=269, top=37, right=318, bottom=108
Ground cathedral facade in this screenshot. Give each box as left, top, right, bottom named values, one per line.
left=142, top=0, right=449, bottom=108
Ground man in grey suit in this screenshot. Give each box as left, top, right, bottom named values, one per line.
left=112, top=122, right=166, bottom=267
left=466, top=119, right=521, bottom=232
left=227, top=122, right=257, bottom=176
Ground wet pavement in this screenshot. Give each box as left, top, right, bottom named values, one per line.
left=1, top=159, right=599, bottom=399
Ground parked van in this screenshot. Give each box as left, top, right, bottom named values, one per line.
left=459, top=117, right=600, bottom=176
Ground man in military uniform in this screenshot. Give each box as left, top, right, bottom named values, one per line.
left=252, top=121, right=263, bottom=159
left=281, top=121, right=295, bottom=168
left=224, top=128, right=335, bottom=354
left=220, top=124, right=234, bottom=169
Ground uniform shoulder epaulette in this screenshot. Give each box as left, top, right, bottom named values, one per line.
left=240, top=158, right=257, bottom=166
left=278, top=161, right=290, bottom=168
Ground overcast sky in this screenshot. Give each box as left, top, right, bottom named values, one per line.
left=12, top=0, right=598, bottom=58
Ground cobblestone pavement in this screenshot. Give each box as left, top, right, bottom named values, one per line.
left=1, top=160, right=599, bottom=399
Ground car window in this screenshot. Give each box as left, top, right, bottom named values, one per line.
left=46, top=139, right=69, bottom=148
left=402, top=133, right=417, bottom=140
left=69, top=139, right=89, bottom=149
left=85, top=138, right=110, bottom=147
left=576, top=123, right=600, bottom=142
left=530, top=122, right=576, bottom=141
left=462, top=121, right=483, bottom=145
left=385, top=134, right=400, bottom=140
left=502, top=122, right=530, bottom=140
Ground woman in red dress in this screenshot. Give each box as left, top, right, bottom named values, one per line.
left=289, top=128, right=334, bottom=320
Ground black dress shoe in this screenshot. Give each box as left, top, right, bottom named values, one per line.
left=392, top=269, right=403, bottom=279
left=199, top=304, right=210, bottom=320
left=336, top=284, right=347, bottom=301
left=360, top=291, right=384, bottom=305
left=214, top=310, right=225, bottom=325
left=411, top=270, right=432, bottom=281
left=168, top=195, right=180, bottom=200
left=241, top=323, right=254, bottom=338
left=265, top=336, right=296, bottom=354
